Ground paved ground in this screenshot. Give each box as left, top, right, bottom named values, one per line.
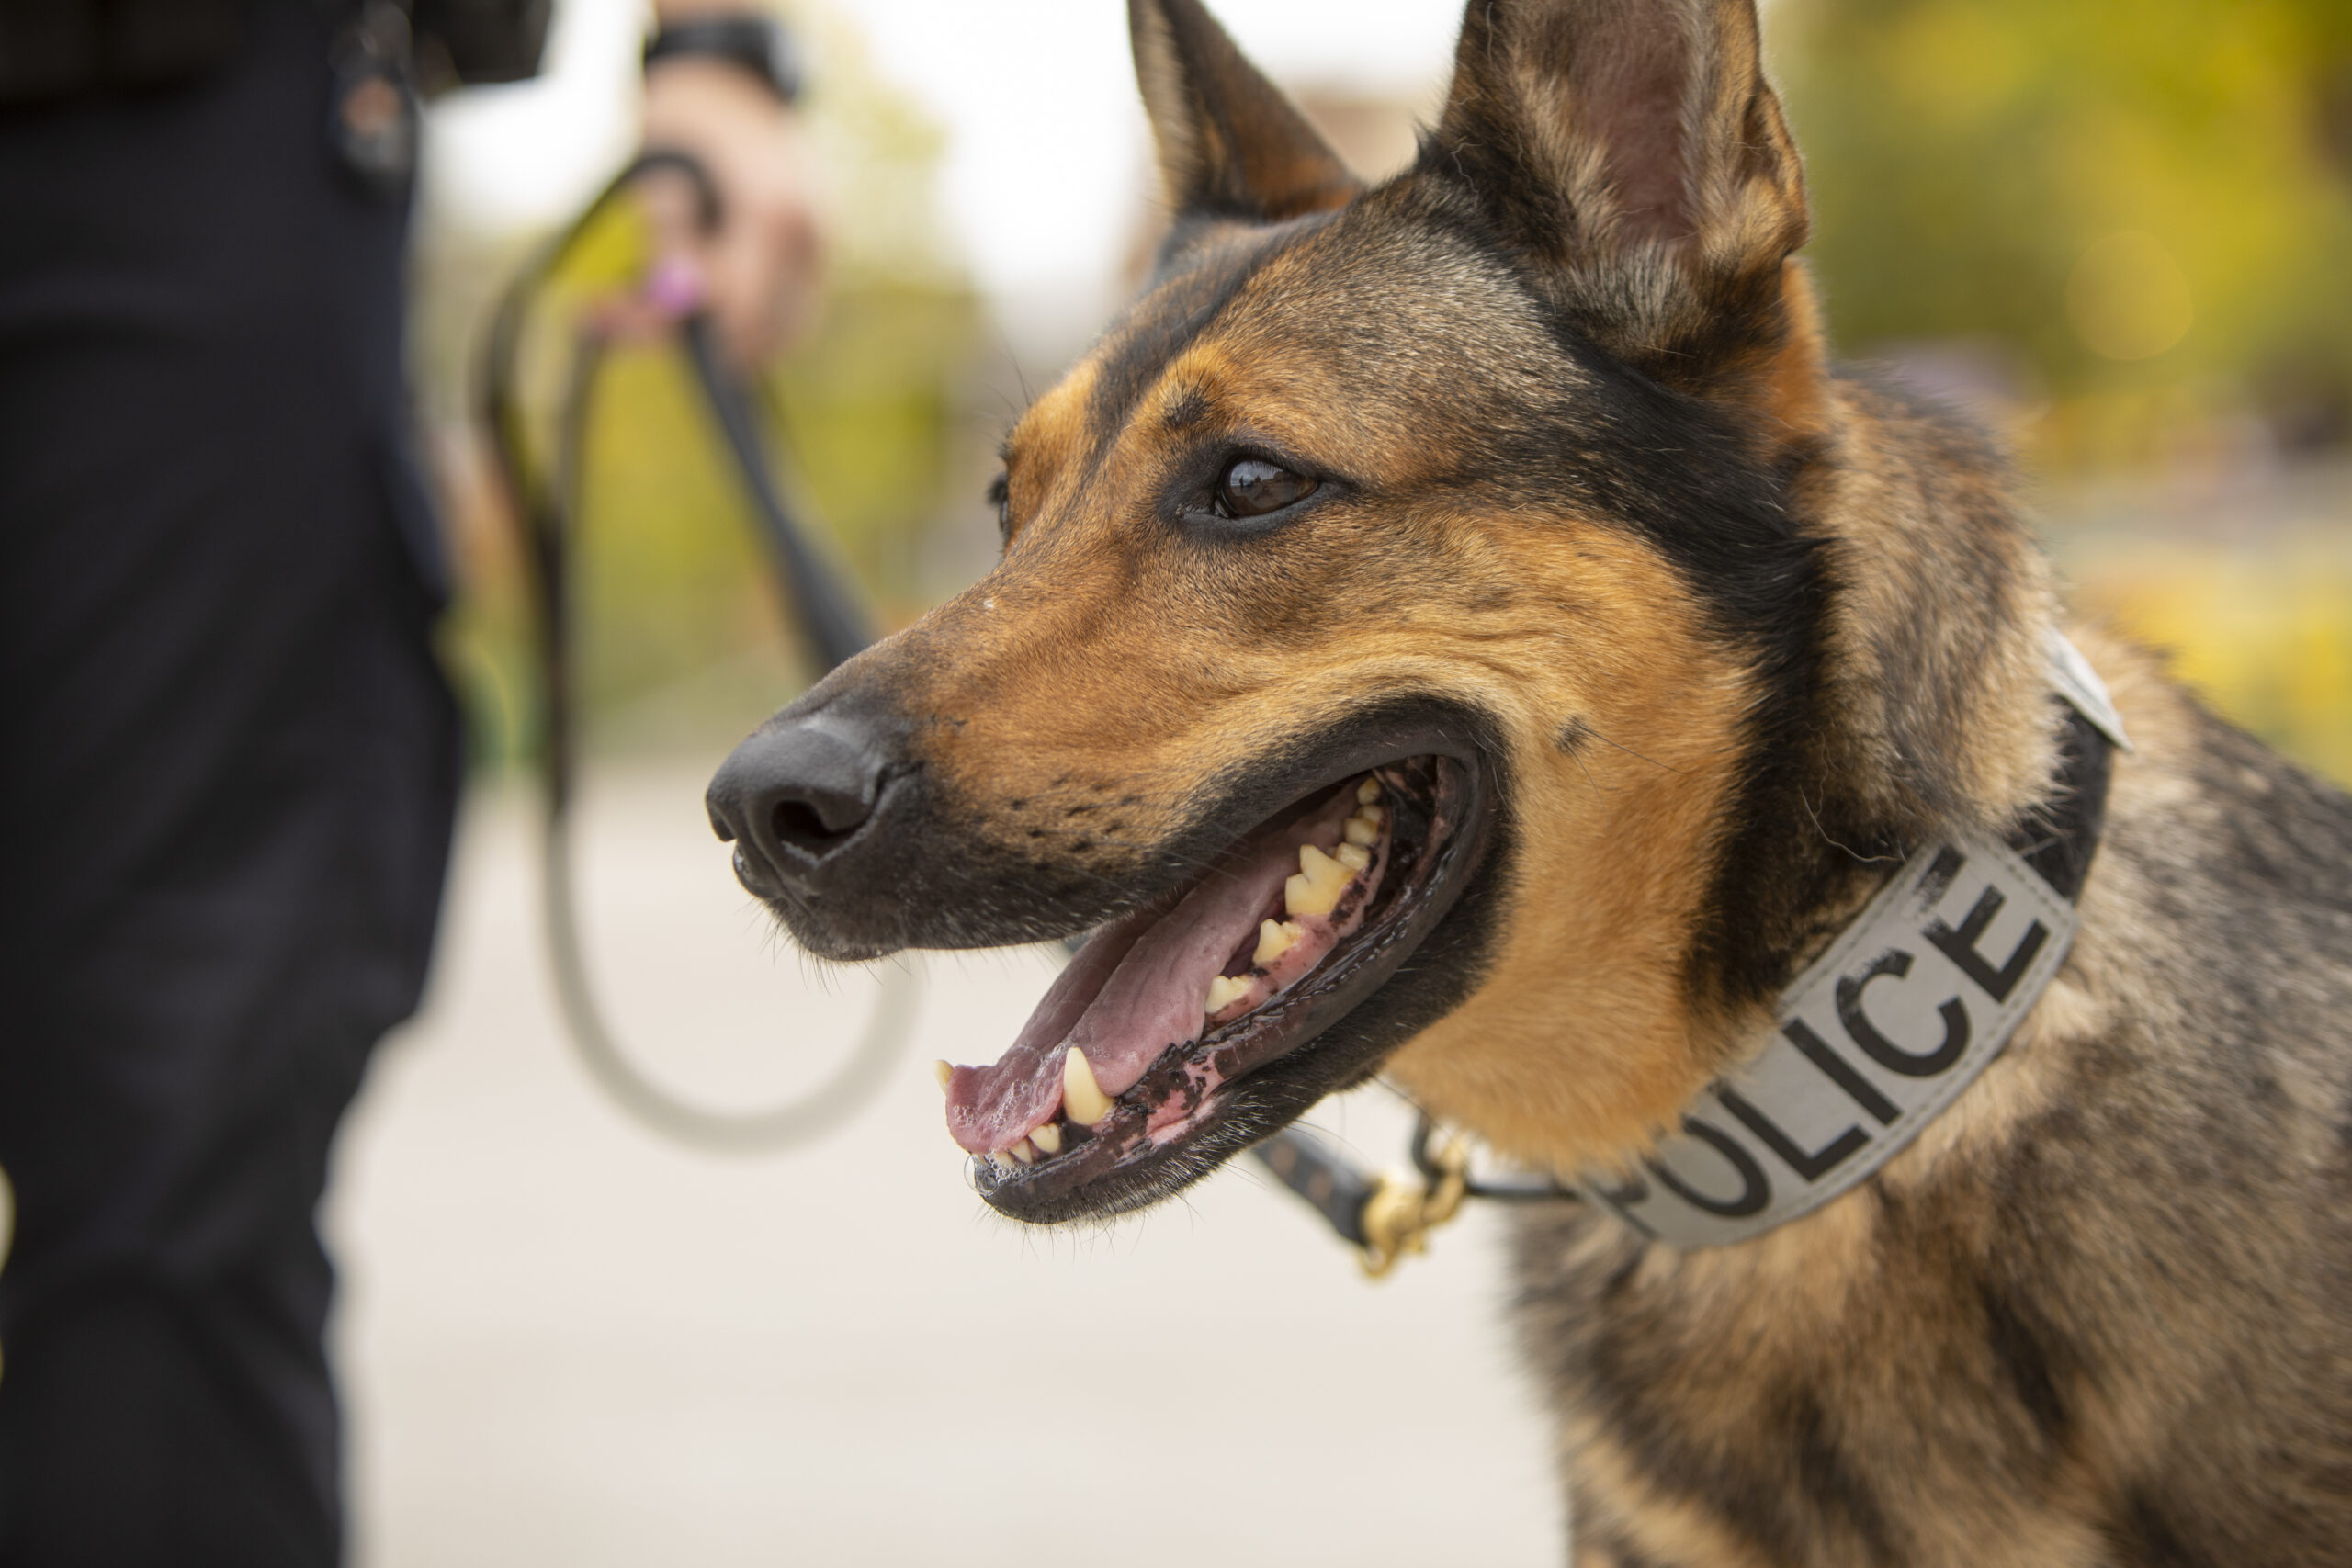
left=328, top=759, right=1561, bottom=1565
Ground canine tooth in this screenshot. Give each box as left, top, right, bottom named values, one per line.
left=1285, top=843, right=1352, bottom=918
left=1030, top=1122, right=1062, bottom=1155
left=1205, top=974, right=1251, bottom=1014
left=1254, top=918, right=1302, bottom=964
left=1063, top=1049, right=1114, bottom=1125
left=1335, top=841, right=1372, bottom=873
left=1357, top=777, right=1381, bottom=806
left=1008, top=1138, right=1035, bottom=1164
left=933, top=1059, right=954, bottom=1091
left=1343, top=816, right=1378, bottom=847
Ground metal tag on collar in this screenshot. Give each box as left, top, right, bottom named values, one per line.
left=329, top=1, right=421, bottom=205
left=2047, top=628, right=2132, bottom=751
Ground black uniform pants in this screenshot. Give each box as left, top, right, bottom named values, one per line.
left=0, top=3, right=459, bottom=1562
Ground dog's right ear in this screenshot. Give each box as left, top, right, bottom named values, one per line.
left=1129, top=0, right=1359, bottom=224
left=1430, top=0, right=1811, bottom=395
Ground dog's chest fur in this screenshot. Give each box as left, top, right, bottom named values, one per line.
left=1510, top=666, right=2352, bottom=1568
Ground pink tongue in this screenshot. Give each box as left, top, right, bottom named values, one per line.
left=943, top=787, right=1361, bottom=1154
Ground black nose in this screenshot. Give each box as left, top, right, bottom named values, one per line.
left=707, top=714, right=893, bottom=889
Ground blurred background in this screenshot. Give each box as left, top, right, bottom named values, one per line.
left=334, top=0, right=2352, bottom=1561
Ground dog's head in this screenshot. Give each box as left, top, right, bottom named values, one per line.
left=707, top=0, right=2055, bottom=1218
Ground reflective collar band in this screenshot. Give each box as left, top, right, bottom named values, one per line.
left=1578, top=638, right=2123, bottom=1248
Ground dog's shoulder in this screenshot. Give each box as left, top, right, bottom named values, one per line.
left=1510, top=636, right=2352, bottom=1563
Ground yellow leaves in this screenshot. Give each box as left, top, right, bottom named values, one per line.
left=1879, top=7, right=2034, bottom=137
left=2066, top=232, right=2195, bottom=361
left=2065, top=535, right=2352, bottom=784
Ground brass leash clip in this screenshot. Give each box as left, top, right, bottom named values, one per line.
left=1356, top=1129, right=1469, bottom=1279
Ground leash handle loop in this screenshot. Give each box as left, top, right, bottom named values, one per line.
left=479, top=152, right=911, bottom=1155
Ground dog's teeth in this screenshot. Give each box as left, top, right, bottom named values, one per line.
left=1355, top=801, right=1385, bottom=828
left=1342, top=815, right=1379, bottom=848
left=990, top=1152, right=1018, bottom=1173
left=1254, top=918, right=1302, bottom=964
left=1062, top=1048, right=1114, bottom=1125
left=1285, top=843, right=1353, bottom=917
left=1029, top=1122, right=1062, bottom=1155
left=1335, top=841, right=1372, bottom=873
left=1357, top=777, right=1381, bottom=806
left=1007, top=1137, right=1035, bottom=1164
left=933, top=1059, right=954, bottom=1092
left=1204, top=974, right=1251, bottom=1015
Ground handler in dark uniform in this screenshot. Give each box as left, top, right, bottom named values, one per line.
left=0, top=3, right=817, bottom=1562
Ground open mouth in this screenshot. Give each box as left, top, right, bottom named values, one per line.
left=937, top=748, right=1490, bottom=1222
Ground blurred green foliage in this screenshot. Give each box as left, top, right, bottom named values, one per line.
left=1778, top=0, right=2352, bottom=465
left=2064, top=522, right=2352, bottom=782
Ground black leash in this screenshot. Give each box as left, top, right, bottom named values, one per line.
left=481, top=152, right=918, bottom=1153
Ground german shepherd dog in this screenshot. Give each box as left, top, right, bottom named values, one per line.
left=707, top=0, right=2352, bottom=1560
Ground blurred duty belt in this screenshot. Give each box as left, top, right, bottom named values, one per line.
left=1254, top=634, right=2128, bottom=1273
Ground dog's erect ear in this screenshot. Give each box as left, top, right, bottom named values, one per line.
left=1129, top=0, right=1359, bottom=223
left=1431, top=0, right=1809, bottom=388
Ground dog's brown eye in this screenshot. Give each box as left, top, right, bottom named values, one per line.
left=987, top=472, right=1012, bottom=539
left=1216, top=457, right=1316, bottom=518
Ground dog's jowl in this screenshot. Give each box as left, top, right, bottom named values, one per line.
left=706, top=0, right=2352, bottom=1561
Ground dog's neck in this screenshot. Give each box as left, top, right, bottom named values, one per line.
left=1573, top=649, right=2123, bottom=1247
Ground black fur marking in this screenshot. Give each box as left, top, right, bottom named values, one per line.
left=1556, top=716, right=1594, bottom=755
left=1568, top=1291, right=1800, bottom=1563
left=1572, top=1309, right=1906, bottom=1566
left=2104, top=1492, right=2217, bottom=1568
left=1591, top=1371, right=1803, bottom=1562
left=1981, top=1281, right=2072, bottom=1448
left=1161, top=385, right=1209, bottom=429
left=1598, top=1539, right=1663, bottom=1568
left=1792, top=1397, right=1900, bottom=1564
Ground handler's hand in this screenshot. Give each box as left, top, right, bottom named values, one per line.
left=639, top=51, right=824, bottom=370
